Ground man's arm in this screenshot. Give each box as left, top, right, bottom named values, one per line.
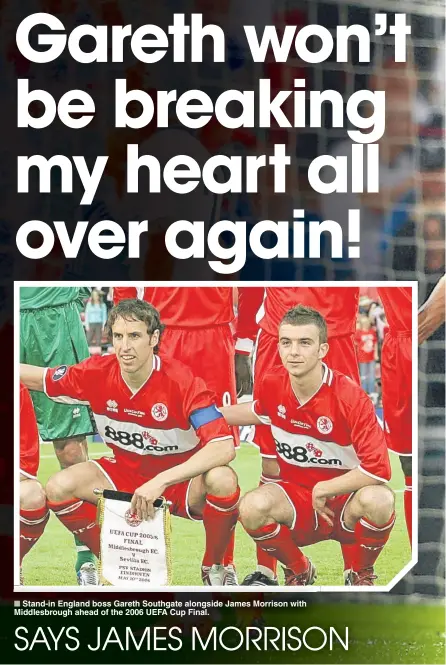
left=20, top=364, right=46, bottom=392
left=220, top=402, right=263, bottom=426
left=131, top=437, right=235, bottom=520
left=312, top=468, right=385, bottom=526
left=312, top=388, right=392, bottom=526
left=418, top=275, right=445, bottom=345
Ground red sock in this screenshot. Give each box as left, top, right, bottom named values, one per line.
left=48, top=498, right=100, bottom=556
left=202, top=488, right=240, bottom=567
left=223, top=529, right=235, bottom=567
left=404, top=476, right=412, bottom=547
left=20, top=505, right=49, bottom=563
left=256, top=474, right=278, bottom=575
left=247, top=522, right=308, bottom=574
left=341, top=543, right=356, bottom=571
left=351, top=513, right=396, bottom=571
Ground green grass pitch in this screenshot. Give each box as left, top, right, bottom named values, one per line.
left=23, top=441, right=411, bottom=588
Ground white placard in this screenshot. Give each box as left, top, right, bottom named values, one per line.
left=98, top=498, right=172, bottom=587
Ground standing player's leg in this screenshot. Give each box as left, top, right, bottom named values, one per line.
left=159, top=325, right=240, bottom=584
left=20, top=476, right=49, bottom=582
left=20, top=302, right=98, bottom=583
left=381, top=333, right=413, bottom=545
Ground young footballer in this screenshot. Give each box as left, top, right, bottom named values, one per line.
left=222, top=305, right=395, bottom=587
left=244, top=287, right=361, bottom=585
left=20, top=299, right=239, bottom=586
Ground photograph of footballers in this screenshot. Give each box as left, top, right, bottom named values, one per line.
left=15, top=284, right=416, bottom=590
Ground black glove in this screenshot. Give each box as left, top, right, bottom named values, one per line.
left=235, top=353, right=252, bottom=397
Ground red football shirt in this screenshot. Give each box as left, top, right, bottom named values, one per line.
left=355, top=329, right=377, bottom=363
left=258, top=287, right=360, bottom=338
left=377, top=287, right=412, bottom=334
left=20, top=383, right=40, bottom=479
left=44, top=355, right=232, bottom=479
left=113, top=287, right=235, bottom=328
left=253, top=364, right=390, bottom=489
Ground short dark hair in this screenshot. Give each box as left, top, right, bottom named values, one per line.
left=106, top=299, right=164, bottom=353
left=280, top=305, right=328, bottom=344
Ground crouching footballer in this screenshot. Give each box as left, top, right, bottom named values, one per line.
left=20, top=299, right=240, bottom=586
left=221, top=305, right=395, bottom=586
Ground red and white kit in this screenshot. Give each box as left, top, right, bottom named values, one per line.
left=252, top=287, right=360, bottom=455
left=378, top=287, right=413, bottom=456
left=113, top=286, right=240, bottom=443
left=44, top=354, right=232, bottom=518
left=253, top=363, right=391, bottom=545
left=20, top=383, right=40, bottom=479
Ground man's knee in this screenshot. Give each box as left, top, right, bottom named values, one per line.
left=20, top=480, right=46, bottom=511
left=356, top=485, right=395, bottom=524
left=46, top=468, right=78, bottom=503
left=203, top=465, right=238, bottom=497
left=53, top=437, right=87, bottom=467
left=239, top=488, right=272, bottom=531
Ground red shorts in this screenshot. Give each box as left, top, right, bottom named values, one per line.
left=91, top=457, right=201, bottom=522
left=269, top=481, right=355, bottom=546
left=252, top=330, right=360, bottom=457
left=381, top=333, right=412, bottom=456
left=160, top=325, right=239, bottom=446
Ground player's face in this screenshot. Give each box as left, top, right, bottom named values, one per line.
left=278, top=323, right=328, bottom=378
left=112, top=316, right=159, bottom=376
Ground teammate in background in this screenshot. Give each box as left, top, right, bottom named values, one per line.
left=354, top=316, right=379, bottom=403
left=20, top=384, right=49, bottom=583
left=20, top=287, right=98, bottom=585
left=112, top=286, right=255, bottom=585
left=20, top=299, right=239, bottom=587
left=378, top=287, right=413, bottom=546
left=222, top=305, right=395, bottom=587
left=418, top=275, right=445, bottom=344
left=243, top=287, right=360, bottom=585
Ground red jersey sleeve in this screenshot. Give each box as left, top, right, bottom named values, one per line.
left=20, top=383, right=40, bottom=477
left=181, top=369, right=233, bottom=445
left=44, top=357, right=98, bottom=405
left=346, top=389, right=391, bottom=482
left=235, top=287, right=264, bottom=355
left=252, top=373, right=273, bottom=425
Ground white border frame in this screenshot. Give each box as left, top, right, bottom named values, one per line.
left=14, top=280, right=418, bottom=593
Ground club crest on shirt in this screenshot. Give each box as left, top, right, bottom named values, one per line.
left=151, top=403, right=168, bottom=422
left=52, top=365, right=67, bottom=381
left=277, top=404, right=286, bottom=419
left=317, top=416, right=333, bottom=434
left=124, top=509, right=142, bottom=527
